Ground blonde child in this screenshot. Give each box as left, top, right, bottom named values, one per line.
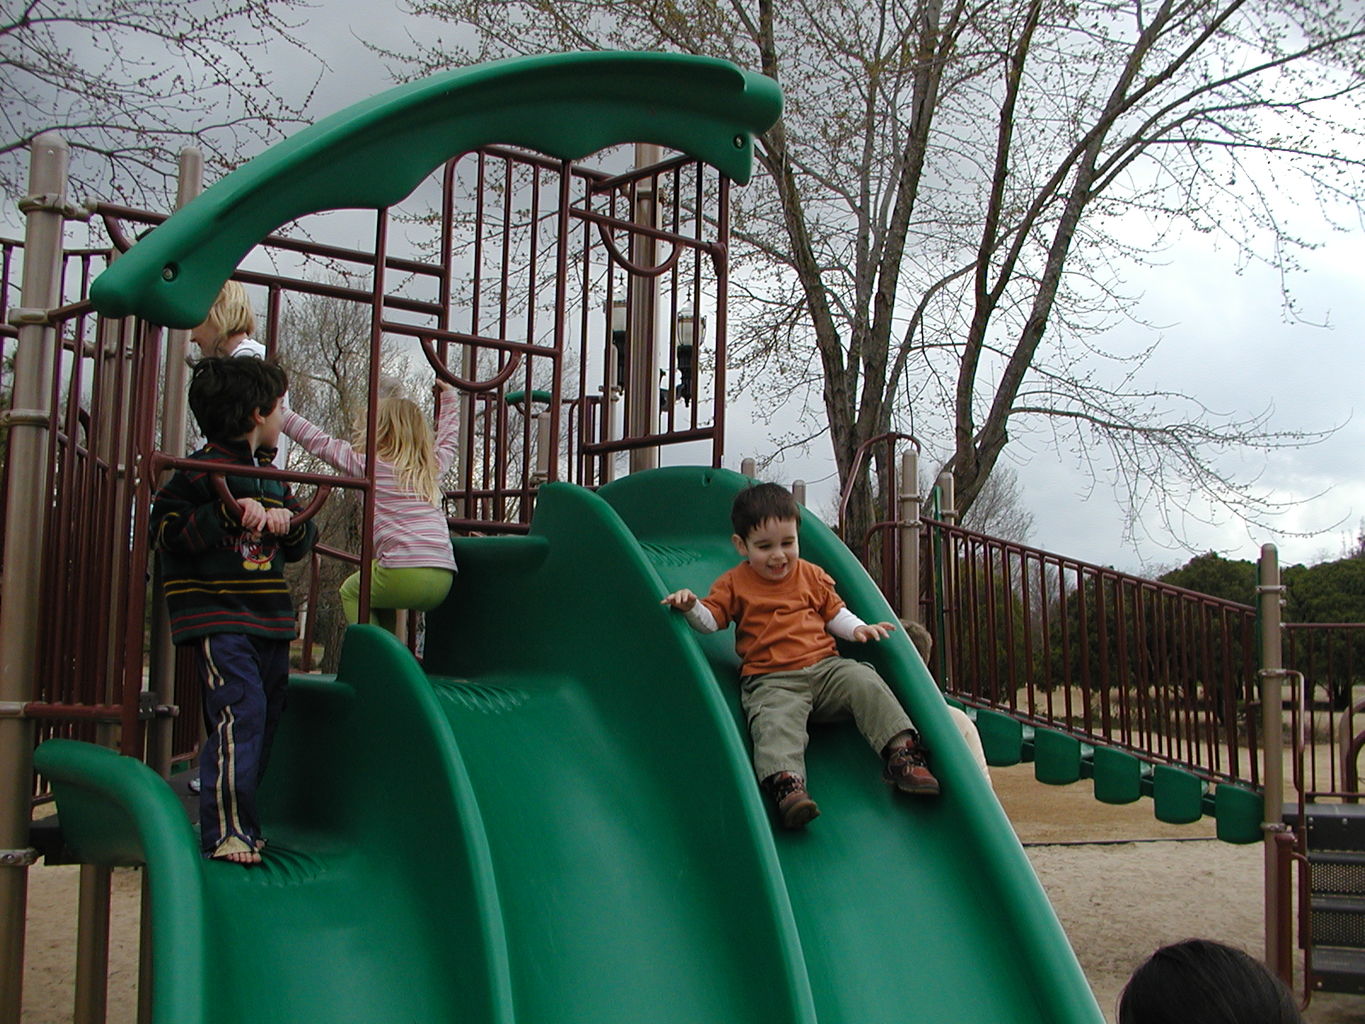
left=282, top=381, right=459, bottom=631
left=190, top=280, right=267, bottom=361
left=189, top=280, right=288, bottom=469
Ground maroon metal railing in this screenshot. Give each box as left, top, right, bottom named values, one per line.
left=922, top=517, right=1261, bottom=786
left=1284, top=622, right=1365, bottom=797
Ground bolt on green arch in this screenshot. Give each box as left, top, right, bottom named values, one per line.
left=89, top=51, right=783, bottom=330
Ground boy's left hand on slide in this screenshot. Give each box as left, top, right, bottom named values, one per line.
left=854, top=621, right=897, bottom=642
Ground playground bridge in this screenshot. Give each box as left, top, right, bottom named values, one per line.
left=0, top=48, right=1360, bottom=1021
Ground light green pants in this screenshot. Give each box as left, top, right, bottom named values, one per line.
left=339, top=563, right=454, bottom=633
left=740, top=655, right=913, bottom=782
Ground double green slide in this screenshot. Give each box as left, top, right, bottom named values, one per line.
left=37, top=467, right=1103, bottom=1023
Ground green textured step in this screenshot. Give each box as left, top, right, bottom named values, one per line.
left=1310, top=946, right=1365, bottom=995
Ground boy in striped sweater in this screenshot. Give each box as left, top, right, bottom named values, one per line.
left=151, top=357, right=316, bottom=865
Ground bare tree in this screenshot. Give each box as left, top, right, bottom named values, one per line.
left=380, top=0, right=1365, bottom=552
left=1, top=0, right=321, bottom=206
left=278, top=283, right=412, bottom=671
left=960, top=465, right=1034, bottom=544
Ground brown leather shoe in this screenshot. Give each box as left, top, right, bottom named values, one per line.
left=762, top=771, right=820, bottom=828
left=883, top=735, right=941, bottom=797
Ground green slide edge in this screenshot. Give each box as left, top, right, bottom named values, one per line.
left=34, top=739, right=207, bottom=1024
left=88, top=51, right=782, bottom=329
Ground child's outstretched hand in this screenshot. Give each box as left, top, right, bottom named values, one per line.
left=853, top=621, right=897, bottom=642
left=661, top=589, right=699, bottom=612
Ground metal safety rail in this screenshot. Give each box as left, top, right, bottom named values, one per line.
left=923, top=517, right=1260, bottom=788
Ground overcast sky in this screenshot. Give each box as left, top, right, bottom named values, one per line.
left=18, top=2, right=1365, bottom=576
left=739, top=224, right=1365, bottom=575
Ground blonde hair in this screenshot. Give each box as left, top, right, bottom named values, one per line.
left=202, top=281, right=257, bottom=354
left=355, top=396, right=441, bottom=505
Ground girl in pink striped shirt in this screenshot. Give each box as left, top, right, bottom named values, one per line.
left=282, top=381, right=458, bottom=632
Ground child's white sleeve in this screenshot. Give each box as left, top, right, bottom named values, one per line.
left=826, top=607, right=868, bottom=640
left=682, top=603, right=719, bottom=634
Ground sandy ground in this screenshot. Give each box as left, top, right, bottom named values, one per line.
left=18, top=766, right=1365, bottom=1022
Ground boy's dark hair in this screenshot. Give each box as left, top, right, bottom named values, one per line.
left=188, top=357, right=287, bottom=442
left=731, top=482, right=801, bottom=538
left=1118, top=939, right=1302, bottom=1024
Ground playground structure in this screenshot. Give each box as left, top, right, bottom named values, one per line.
left=0, top=48, right=1361, bottom=1022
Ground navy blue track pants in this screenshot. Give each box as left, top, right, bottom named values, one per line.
left=195, top=633, right=289, bottom=855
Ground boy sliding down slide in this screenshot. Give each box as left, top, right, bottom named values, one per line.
left=663, top=482, right=939, bottom=829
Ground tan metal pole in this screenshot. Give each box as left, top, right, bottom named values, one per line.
left=934, top=470, right=956, bottom=689
left=146, top=147, right=203, bottom=779
left=0, top=132, right=68, bottom=1024
left=626, top=143, right=659, bottom=474
left=790, top=480, right=806, bottom=506
left=1258, top=543, right=1291, bottom=981
left=935, top=469, right=956, bottom=525
left=899, top=451, right=921, bottom=624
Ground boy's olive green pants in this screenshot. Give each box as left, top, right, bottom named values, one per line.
left=739, top=655, right=914, bottom=782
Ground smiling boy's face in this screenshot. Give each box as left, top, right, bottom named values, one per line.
left=733, top=516, right=800, bottom=582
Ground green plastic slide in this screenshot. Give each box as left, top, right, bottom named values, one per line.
left=37, top=467, right=1102, bottom=1022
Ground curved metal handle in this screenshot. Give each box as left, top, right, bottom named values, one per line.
left=420, top=336, right=522, bottom=394
left=211, top=473, right=330, bottom=531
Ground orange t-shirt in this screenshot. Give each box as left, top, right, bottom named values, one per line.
left=700, top=559, right=845, bottom=676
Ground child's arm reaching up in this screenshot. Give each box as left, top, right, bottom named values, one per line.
left=826, top=607, right=898, bottom=643
left=662, top=588, right=720, bottom=634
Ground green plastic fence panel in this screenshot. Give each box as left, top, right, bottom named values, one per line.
left=1033, top=728, right=1082, bottom=786
left=1214, top=783, right=1264, bottom=845
left=975, top=709, right=1024, bottom=767
left=1153, top=765, right=1207, bottom=825
left=1091, top=746, right=1142, bottom=805
left=89, top=51, right=783, bottom=329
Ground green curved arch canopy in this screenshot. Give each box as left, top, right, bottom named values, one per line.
left=90, top=51, right=782, bottom=328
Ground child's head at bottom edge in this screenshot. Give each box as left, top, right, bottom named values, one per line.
left=188, top=356, right=288, bottom=446
left=1117, top=938, right=1302, bottom=1024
